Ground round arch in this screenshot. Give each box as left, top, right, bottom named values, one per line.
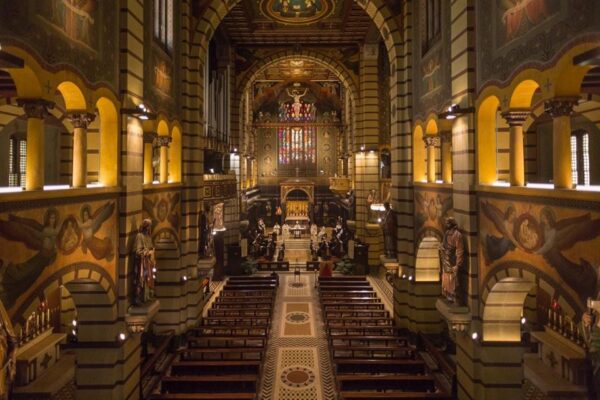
left=170, top=123, right=182, bottom=183
left=415, top=236, right=441, bottom=282
left=96, top=96, right=119, bottom=187
left=477, top=95, right=501, bottom=184
left=509, top=79, right=541, bottom=110
left=412, top=124, right=425, bottom=182
left=56, top=81, right=88, bottom=111
left=482, top=277, right=534, bottom=342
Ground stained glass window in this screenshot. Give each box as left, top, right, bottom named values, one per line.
left=278, top=127, right=316, bottom=166
left=8, top=136, right=26, bottom=187
left=154, top=0, right=174, bottom=53
left=571, top=131, right=590, bottom=186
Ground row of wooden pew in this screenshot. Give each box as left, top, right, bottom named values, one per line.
left=150, top=275, right=277, bottom=400
left=318, top=276, right=452, bottom=400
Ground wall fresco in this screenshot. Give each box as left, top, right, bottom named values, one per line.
left=477, top=0, right=600, bottom=88
left=142, top=190, right=181, bottom=245
left=479, top=197, right=600, bottom=311
left=0, top=0, right=119, bottom=88
left=414, top=188, right=453, bottom=241
left=0, top=199, right=117, bottom=316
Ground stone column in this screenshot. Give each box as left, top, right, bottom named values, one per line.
left=501, top=111, right=529, bottom=187
left=17, top=99, right=53, bottom=190
left=68, top=112, right=95, bottom=188
left=441, top=131, right=452, bottom=183
left=157, top=136, right=172, bottom=184
left=143, top=133, right=156, bottom=185
left=545, top=98, right=578, bottom=189
left=424, top=136, right=439, bottom=183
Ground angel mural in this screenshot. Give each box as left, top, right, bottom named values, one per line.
left=414, top=192, right=453, bottom=235
left=0, top=209, right=60, bottom=308
left=142, top=193, right=181, bottom=238
left=77, top=203, right=115, bottom=262
left=499, top=0, right=551, bottom=42
left=481, top=202, right=600, bottom=304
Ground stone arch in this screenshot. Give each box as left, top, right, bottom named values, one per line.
left=96, top=96, right=119, bottom=187
left=412, top=124, right=425, bottom=182
left=56, top=81, right=88, bottom=111
left=509, top=78, right=541, bottom=110
left=482, top=277, right=535, bottom=342
left=12, top=262, right=117, bottom=342
left=477, top=94, right=501, bottom=184
left=415, top=236, right=440, bottom=282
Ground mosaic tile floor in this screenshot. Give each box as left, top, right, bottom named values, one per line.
left=259, top=273, right=336, bottom=400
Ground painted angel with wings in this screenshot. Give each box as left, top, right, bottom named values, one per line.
left=480, top=201, right=520, bottom=265
left=536, top=207, right=600, bottom=304
left=77, top=202, right=115, bottom=262
left=0, top=209, right=60, bottom=307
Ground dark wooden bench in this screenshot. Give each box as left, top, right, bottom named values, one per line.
left=325, top=310, right=389, bottom=319
left=326, top=317, right=393, bottom=327
left=184, top=335, right=266, bottom=348
left=220, top=290, right=275, bottom=297
left=160, top=375, right=257, bottom=394
left=151, top=394, right=256, bottom=400
left=213, top=301, right=273, bottom=310
left=319, top=285, right=374, bottom=292
left=227, top=277, right=277, bottom=282
left=202, top=316, right=270, bottom=327
left=323, top=303, right=385, bottom=311
left=319, top=276, right=367, bottom=282
left=208, top=308, right=271, bottom=317
left=320, top=291, right=378, bottom=298
left=337, top=374, right=436, bottom=392
left=215, top=295, right=274, bottom=303
left=332, top=345, right=415, bottom=359
left=329, top=335, right=406, bottom=347
left=321, top=297, right=382, bottom=304
left=189, top=325, right=269, bottom=336
left=328, top=325, right=402, bottom=336
left=222, top=284, right=277, bottom=291
left=319, top=282, right=373, bottom=288
left=171, top=361, right=261, bottom=376
left=339, top=391, right=451, bottom=400
left=178, top=348, right=264, bottom=361
left=334, top=359, right=426, bottom=375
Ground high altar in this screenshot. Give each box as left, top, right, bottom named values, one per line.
left=280, top=178, right=314, bottom=225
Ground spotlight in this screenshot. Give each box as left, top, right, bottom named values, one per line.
left=521, top=317, right=527, bottom=325
left=72, top=320, right=77, bottom=327
left=438, top=104, right=475, bottom=120
left=118, top=332, right=127, bottom=341
left=471, top=332, right=478, bottom=341
left=408, top=275, right=413, bottom=281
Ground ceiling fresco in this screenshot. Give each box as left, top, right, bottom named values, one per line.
left=260, top=0, right=336, bottom=25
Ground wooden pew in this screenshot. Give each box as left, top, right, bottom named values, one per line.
left=328, top=325, right=403, bottom=336
left=325, top=317, right=393, bottom=327
left=151, top=393, right=256, bottom=400
left=331, top=345, right=416, bottom=359
left=202, top=316, right=270, bottom=327
left=339, top=392, right=451, bottom=400
left=171, top=361, right=261, bottom=376
left=324, top=310, right=389, bottom=319
left=320, top=291, right=378, bottom=298
left=160, top=375, right=257, bottom=394
left=222, top=284, right=277, bottom=291
left=329, top=335, right=406, bottom=347
left=337, top=374, right=436, bottom=391
left=189, top=325, right=268, bottom=337
left=334, top=359, right=426, bottom=375
left=208, top=308, right=271, bottom=317
left=319, top=276, right=367, bottom=282
left=178, top=348, right=264, bottom=361
left=321, top=297, right=382, bottom=304
left=323, top=303, right=385, bottom=311
left=213, top=302, right=273, bottom=310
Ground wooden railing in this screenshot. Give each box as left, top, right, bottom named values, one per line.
left=140, top=330, right=176, bottom=399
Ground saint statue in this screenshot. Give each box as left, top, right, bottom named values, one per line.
left=133, top=219, right=155, bottom=305
left=198, top=207, right=210, bottom=258
left=0, top=302, right=16, bottom=400
left=380, top=202, right=397, bottom=258
left=439, top=217, right=465, bottom=306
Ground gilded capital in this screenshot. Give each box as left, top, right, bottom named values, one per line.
left=157, top=136, right=172, bottom=147
left=17, top=99, right=54, bottom=119
left=68, top=112, right=96, bottom=129
left=544, top=97, right=579, bottom=118
left=423, top=135, right=440, bottom=147
left=500, top=110, right=530, bottom=126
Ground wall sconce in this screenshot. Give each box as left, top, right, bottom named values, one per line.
left=439, top=104, right=475, bottom=120
left=122, top=103, right=156, bottom=120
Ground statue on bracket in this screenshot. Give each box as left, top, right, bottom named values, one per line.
left=133, top=219, right=156, bottom=305
left=439, top=217, right=465, bottom=306
left=380, top=202, right=397, bottom=258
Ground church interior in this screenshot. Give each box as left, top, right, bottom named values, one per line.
left=1, top=1, right=600, bottom=399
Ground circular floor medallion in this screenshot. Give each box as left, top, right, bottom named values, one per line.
left=280, top=366, right=316, bottom=388
left=285, top=311, right=310, bottom=324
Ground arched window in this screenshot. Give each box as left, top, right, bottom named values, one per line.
left=571, top=130, right=590, bottom=186
left=8, top=134, right=26, bottom=187
left=154, top=0, right=174, bottom=53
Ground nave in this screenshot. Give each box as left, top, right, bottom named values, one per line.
left=149, top=273, right=453, bottom=400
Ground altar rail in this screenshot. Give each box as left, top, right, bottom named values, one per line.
left=257, top=261, right=290, bottom=272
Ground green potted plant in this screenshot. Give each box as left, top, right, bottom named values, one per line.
left=334, top=256, right=355, bottom=275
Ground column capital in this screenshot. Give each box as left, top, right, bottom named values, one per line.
left=501, top=110, right=530, bottom=126
left=156, top=136, right=172, bottom=147
left=544, top=97, right=579, bottom=118
left=143, top=132, right=157, bottom=144
left=440, top=130, right=452, bottom=143
left=17, top=98, right=54, bottom=119
left=423, top=135, right=440, bottom=147
left=67, top=112, right=96, bottom=129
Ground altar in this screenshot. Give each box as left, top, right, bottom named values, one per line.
left=280, top=178, right=314, bottom=224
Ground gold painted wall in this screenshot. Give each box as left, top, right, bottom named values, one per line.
left=0, top=197, right=118, bottom=317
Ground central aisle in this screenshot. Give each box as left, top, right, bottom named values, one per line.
left=259, top=273, right=336, bottom=400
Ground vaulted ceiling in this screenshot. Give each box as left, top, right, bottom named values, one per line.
left=219, top=0, right=376, bottom=47
left=252, top=58, right=340, bottom=82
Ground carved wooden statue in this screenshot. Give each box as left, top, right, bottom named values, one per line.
left=439, top=217, right=465, bottom=306
left=134, top=219, right=156, bottom=305
left=380, top=202, right=397, bottom=258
